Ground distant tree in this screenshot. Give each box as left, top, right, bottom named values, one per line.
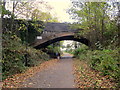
left=31, top=9, right=58, bottom=22
left=0, top=1, right=11, bottom=19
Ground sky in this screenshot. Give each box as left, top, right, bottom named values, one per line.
left=44, top=0, right=74, bottom=23
left=5, top=0, right=75, bottom=23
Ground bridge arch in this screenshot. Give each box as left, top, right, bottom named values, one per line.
left=34, top=35, right=90, bottom=49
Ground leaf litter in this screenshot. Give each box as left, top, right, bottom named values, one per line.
left=73, top=59, right=117, bottom=88
left=2, top=59, right=58, bottom=88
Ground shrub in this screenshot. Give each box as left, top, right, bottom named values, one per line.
left=73, top=45, right=88, bottom=59
left=89, top=50, right=119, bottom=76
left=2, top=32, right=50, bottom=80
left=73, top=46, right=120, bottom=86
left=26, top=47, right=50, bottom=66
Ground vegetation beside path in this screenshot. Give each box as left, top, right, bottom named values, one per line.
left=2, top=32, right=50, bottom=80
left=1, top=0, right=60, bottom=82
left=72, top=45, right=120, bottom=88
left=74, top=59, right=117, bottom=88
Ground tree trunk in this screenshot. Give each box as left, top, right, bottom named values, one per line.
left=11, top=1, right=18, bottom=32
left=118, top=14, right=120, bottom=46
left=101, top=9, right=105, bottom=45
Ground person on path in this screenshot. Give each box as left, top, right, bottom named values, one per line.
left=56, top=52, right=60, bottom=59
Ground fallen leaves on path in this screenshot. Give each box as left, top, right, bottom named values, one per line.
left=2, top=59, right=58, bottom=88
left=73, top=59, right=116, bottom=88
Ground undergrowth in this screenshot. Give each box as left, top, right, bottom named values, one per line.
left=73, top=45, right=120, bottom=88
left=2, top=32, right=50, bottom=80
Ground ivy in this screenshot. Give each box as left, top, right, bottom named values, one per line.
left=2, top=32, right=50, bottom=80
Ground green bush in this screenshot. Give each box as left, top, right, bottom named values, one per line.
left=73, top=47, right=120, bottom=86
left=90, top=50, right=119, bottom=76
left=26, top=47, right=50, bottom=66
left=2, top=32, right=50, bottom=80
left=89, top=49, right=120, bottom=87
left=47, top=45, right=61, bottom=53
left=73, top=45, right=88, bottom=59
left=91, top=50, right=118, bottom=72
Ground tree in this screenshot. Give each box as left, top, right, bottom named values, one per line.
left=13, top=1, right=58, bottom=22
left=0, top=1, right=11, bottom=19
left=68, top=1, right=118, bottom=49
left=113, top=2, right=120, bottom=46
left=31, top=9, right=58, bottom=22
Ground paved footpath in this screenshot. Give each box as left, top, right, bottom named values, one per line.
left=21, top=53, right=75, bottom=88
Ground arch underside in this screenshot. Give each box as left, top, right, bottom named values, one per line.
left=34, top=35, right=90, bottom=49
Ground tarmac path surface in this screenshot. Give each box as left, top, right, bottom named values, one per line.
left=21, top=53, right=75, bottom=88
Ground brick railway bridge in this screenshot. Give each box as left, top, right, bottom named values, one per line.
left=31, top=22, right=91, bottom=49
